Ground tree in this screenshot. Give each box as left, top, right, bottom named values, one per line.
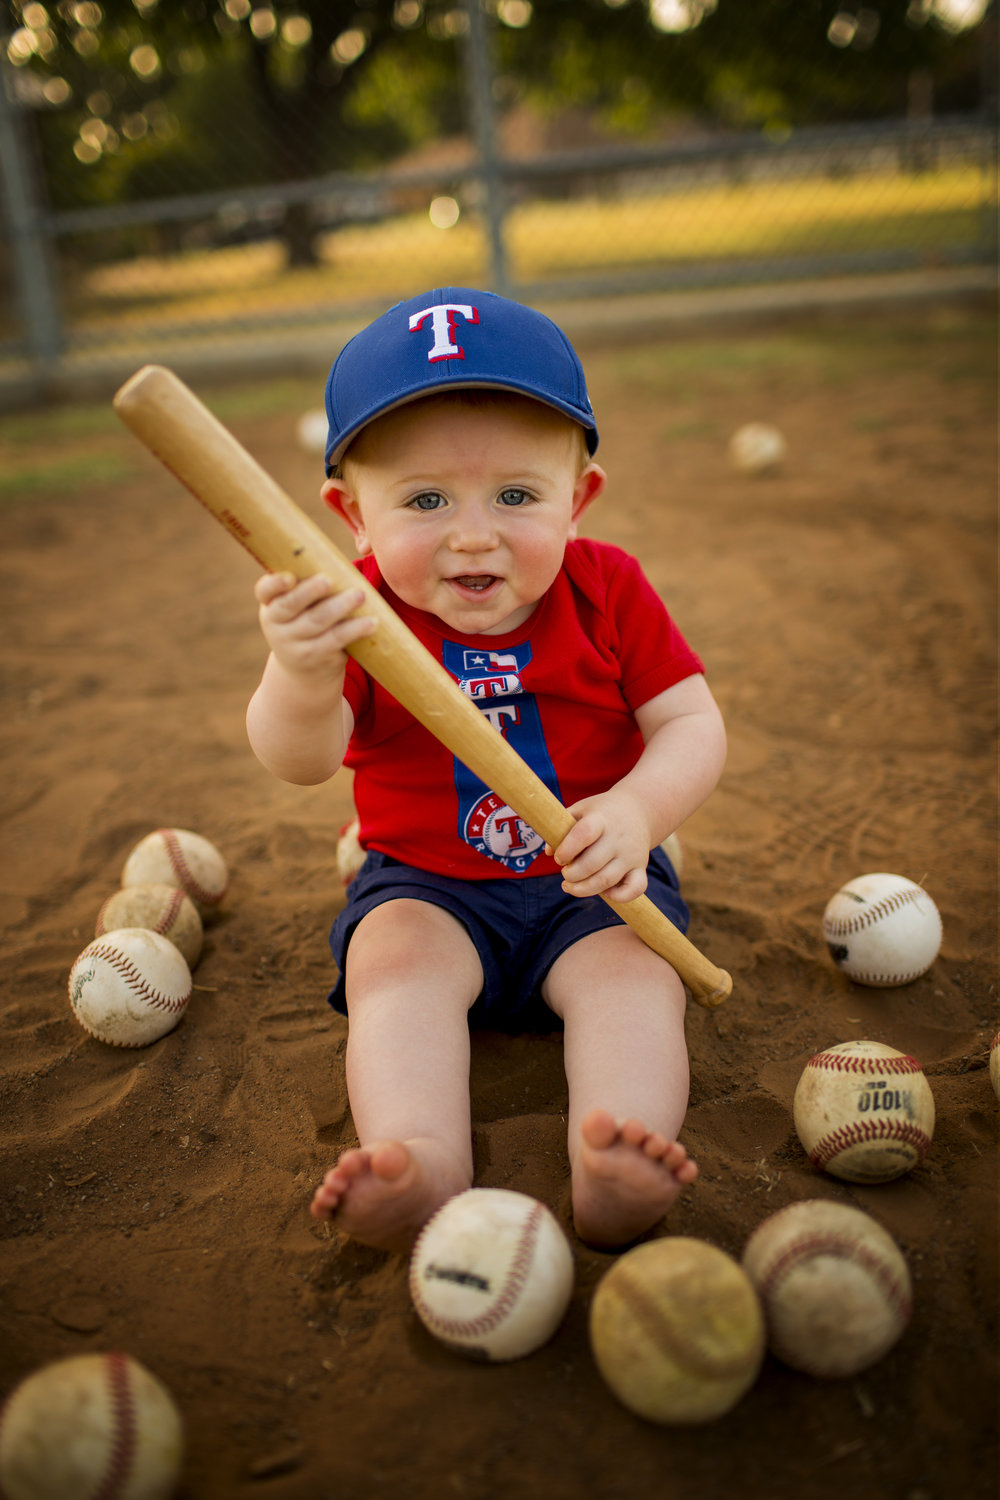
left=3, top=0, right=992, bottom=266
left=493, top=0, right=992, bottom=135
left=3, top=1, right=470, bottom=263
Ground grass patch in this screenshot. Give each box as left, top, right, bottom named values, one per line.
left=602, top=302, right=992, bottom=398
left=0, top=401, right=123, bottom=448
left=55, top=163, right=991, bottom=343
left=0, top=451, right=138, bottom=499
left=206, top=376, right=324, bottom=423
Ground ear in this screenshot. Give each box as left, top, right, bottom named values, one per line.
left=321, top=478, right=371, bottom=556
left=568, top=462, right=607, bottom=538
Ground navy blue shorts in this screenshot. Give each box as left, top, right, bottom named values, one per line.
left=327, top=844, right=689, bottom=1032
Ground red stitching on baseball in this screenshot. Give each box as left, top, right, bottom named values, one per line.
left=92, top=1352, right=136, bottom=1500
left=824, top=884, right=928, bottom=938
left=76, top=944, right=190, bottom=1014
left=158, top=887, right=187, bottom=932
left=810, top=1119, right=931, bottom=1170
left=96, top=887, right=187, bottom=938
left=412, top=1200, right=544, bottom=1342
left=159, top=828, right=226, bottom=907
left=757, top=1232, right=912, bottom=1323
left=807, top=1051, right=923, bottom=1075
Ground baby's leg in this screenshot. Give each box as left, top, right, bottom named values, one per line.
left=543, top=925, right=697, bottom=1249
left=311, top=899, right=482, bottom=1253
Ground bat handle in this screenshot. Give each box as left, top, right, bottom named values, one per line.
left=603, top=891, right=732, bottom=1006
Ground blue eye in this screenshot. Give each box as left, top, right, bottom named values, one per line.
left=498, top=488, right=531, bottom=507
left=410, top=492, right=446, bottom=511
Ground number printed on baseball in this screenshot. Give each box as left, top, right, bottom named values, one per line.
left=823, top=872, right=942, bottom=986
left=409, top=1188, right=574, bottom=1362
left=741, top=1200, right=913, bottom=1378
left=0, top=1352, right=184, bottom=1500
left=69, top=928, right=192, bottom=1048
left=793, top=1039, right=935, bottom=1183
left=121, top=828, right=228, bottom=917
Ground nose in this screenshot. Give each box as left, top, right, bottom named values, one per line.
left=447, top=502, right=499, bottom=554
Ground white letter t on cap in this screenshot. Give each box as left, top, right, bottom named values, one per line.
left=409, top=303, right=479, bottom=362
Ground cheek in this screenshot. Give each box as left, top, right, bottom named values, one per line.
left=369, top=529, right=434, bottom=598
left=512, top=525, right=572, bottom=585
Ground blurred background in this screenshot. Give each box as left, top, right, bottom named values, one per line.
left=1, top=0, right=995, bottom=393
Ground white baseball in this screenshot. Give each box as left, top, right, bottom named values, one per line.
left=96, top=883, right=203, bottom=969
left=741, top=1200, right=913, bottom=1377
left=589, top=1237, right=766, bottom=1425
left=296, top=407, right=328, bottom=455
left=823, top=872, right=942, bottom=986
left=122, top=829, right=228, bottom=918
left=0, top=1352, right=184, bottom=1500
left=990, top=1032, right=1000, bottom=1101
left=336, top=815, right=365, bottom=886
left=728, top=422, right=787, bottom=473
left=793, top=1039, right=935, bottom=1183
left=409, top=1188, right=574, bottom=1362
left=69, top=929, right=192, bottom=1048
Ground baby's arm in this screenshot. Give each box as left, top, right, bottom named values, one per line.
left=246, top=572, right=376, bottom=785
left=551, top=674, right=726, bottom=902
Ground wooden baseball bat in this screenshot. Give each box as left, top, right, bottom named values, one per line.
left=113, top=364, right=732, bottom=1007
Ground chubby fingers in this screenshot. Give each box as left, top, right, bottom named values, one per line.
left=560, top=858, right=648, bottom=902
left=547, top=815, right=648, bottom=902
left=255, top=572, right=378, bottom=656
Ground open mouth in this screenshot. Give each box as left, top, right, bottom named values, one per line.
left=450, top=574, right=501, bottom=594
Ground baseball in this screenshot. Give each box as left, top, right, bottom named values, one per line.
left=589, top=1237, right=765, bottom=1424
left=296, top=407, right=328, bottom=455
left=409, top=1188, right=574, bottom=1362
left=336, top=815, right=365, bottom=886
left=121, top=829, right=228, bottom=918
left=69, top=929, right=192, bottom=1048
left=741, top=1200, right=913, bottom=1378
left=96, top=884, right=203, bottom=969
left=0, top=1352, right=183, bottom=1500
left=793, top=1039, right=935, bottom=1183
left=823, top=872, right=942, bottom=986
left=990, top=1032, right=1000, bottom=1101
left=728, top=422, right=787, bottom=473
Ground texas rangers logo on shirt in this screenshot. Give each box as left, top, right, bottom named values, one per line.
left=458, top=648, right=522, bottom=702
left=442, top=641, right=562, bottom=872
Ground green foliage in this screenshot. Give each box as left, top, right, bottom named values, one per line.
left=6, top=0, right=991, bottom=230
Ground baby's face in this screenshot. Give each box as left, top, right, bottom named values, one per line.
left=324, top=397, right=605, bottom=636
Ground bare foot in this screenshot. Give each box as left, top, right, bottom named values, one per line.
left=309, top=1139, right=468, bottom=1254
left=572, top=1109, right=698, bottom=1249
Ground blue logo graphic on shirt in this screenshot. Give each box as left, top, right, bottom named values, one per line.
left=442, top=641, right=562, bottom=872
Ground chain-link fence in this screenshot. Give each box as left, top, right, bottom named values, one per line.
left=1, top=1, right=996, bottom=380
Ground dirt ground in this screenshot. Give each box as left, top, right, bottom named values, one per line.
left=1, top=295, right=997, bottom=1500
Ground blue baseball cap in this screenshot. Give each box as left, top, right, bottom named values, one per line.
left=323, top=286, right=598, bottom=473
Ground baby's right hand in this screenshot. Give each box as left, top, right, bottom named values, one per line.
left=254, top=572, right=377, bottom=681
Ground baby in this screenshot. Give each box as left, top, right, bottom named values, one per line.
left=246, top=287, right=726, bottom=1252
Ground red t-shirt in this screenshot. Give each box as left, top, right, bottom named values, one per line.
left=343, top=538, right=704, bottom=879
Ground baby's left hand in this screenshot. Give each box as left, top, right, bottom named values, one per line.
left=548, top=791, right=653, bottom=902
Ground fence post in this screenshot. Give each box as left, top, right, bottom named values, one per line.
left=463, top=0, right=510, bottom=296
left=0, top=66, right=63, bottom=367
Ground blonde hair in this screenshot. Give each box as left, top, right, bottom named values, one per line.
left=337, top=389, right=591, bottom=484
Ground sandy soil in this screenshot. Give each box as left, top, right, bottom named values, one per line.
left=1, top=296, right=997, bottom=1500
